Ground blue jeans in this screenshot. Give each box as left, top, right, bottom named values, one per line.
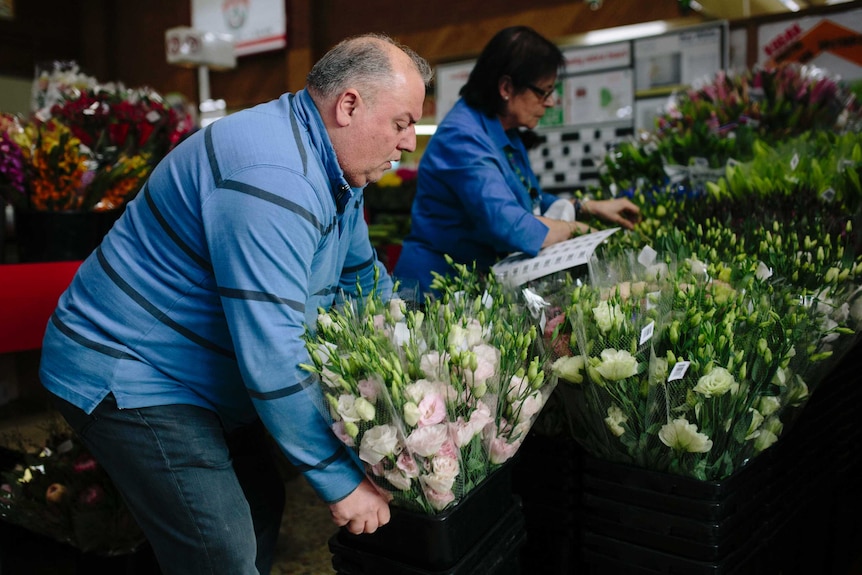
left=52, top=393, right=286, bottom=575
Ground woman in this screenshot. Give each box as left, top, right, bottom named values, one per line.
left=394, top=26, right=639, bottom=294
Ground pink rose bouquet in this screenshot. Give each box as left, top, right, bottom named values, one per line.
left=301, top=262, right=557, bottom=514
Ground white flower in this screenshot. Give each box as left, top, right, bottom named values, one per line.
left=448, top=325, right=469, bottom=353
left=335, top=394, right=361, bottom=423
left=403, top=402, right=421, bottom=427
left=771, top=366, right=789, bottom=387
left=686, top=257, right=707, bottom=277
left=319, top=366, right=344, bottom=389
left=754, top=428, right=778, bottom=451
left=604, top=405, right=628, bottom=437
left=755, top=261, right=773, bottom=281
left=419, top=352, right=449, bottom=381
left=849, top=290, right=862, bottom=325
left=693, top=366, right=738, bottom=398
left=317, top=312, right=341, bottom=332
left=592, top=301, right=624, bottom=334
left=658, top=418, right=713, bottom=453
left=312, top=341, right=338, bottom=365
left=645, top=262, right=669, bottom=281
left=392, top=322, right=410, bottom=347
left=745, top=408, right=765, bottom=440
left=359, top=424, right=400, bottom=465
left=354, top=397, right=376, bottom=422
left=786, top=375, right=809, bottom=407
left=388, top=298, right=406, bottom=322
left=759, top=395, right=781, bottom=417
left=552, top=355, right=585, bottom=384
left=384, top=468, right=412, bottom=491
left=595, top=349, right=638, bottom=381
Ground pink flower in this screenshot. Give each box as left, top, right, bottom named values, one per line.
left=396, top=451, right=419, bottom=478
left=332, top=421, right=355, bottom=447
left=417, top=393, right=447, bottom=427
left=423, top=486, right=455, bottom=511
left=438, top=438, right=458, bottom=460
left=405, top=424, right=448, bottom=457
left=449, top=417, right=473, bottom=447
left=73, top=456, right=98, bottom=473
left=79, top=484, right=105, bottom=506
left=488, top=434, right=521, bottom=465
left=357, top=378, right=380, bottom=402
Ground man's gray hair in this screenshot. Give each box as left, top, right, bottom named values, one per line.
left=307, top=33, right=433, bottom=103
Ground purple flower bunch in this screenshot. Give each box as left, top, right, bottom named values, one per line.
left=0, top=121, right=27, bottom=202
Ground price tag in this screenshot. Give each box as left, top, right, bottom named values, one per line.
left=668, top=360, right=690, bottom=382
left=639, top=321, right=654, bottom=346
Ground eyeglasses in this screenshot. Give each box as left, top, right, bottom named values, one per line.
left=526, top=83, right=556, bottom=103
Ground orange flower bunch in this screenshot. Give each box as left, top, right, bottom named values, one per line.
left=13, top=120, right=90, bottom=211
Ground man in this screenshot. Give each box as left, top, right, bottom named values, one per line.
left=39, top=34, right=432, bottom=575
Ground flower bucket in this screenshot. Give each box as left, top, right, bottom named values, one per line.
left=333, top=463, right=518, bottom=572
left=14, top=209, right=122, bottom=263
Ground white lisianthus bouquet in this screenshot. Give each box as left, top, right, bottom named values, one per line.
left=543, top=247, right=855, bottom=481
left=301, top=260, right=557, bottom=514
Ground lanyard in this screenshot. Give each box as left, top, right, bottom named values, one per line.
left=505, top=148, right=540, bottom=216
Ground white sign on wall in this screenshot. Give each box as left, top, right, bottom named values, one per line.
left=634, top=26, right=723, bottom=93
left=192, top=0, right=287, bottom=57
left=561, top=42, right=631, bottom=75
left=435, top=60, right=475, bottom=124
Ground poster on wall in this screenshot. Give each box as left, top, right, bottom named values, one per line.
left=192, top=0, right=287, bottom=57
left=634, top=25, right=724, bottom=94
left=435, top=60, right=475, bottom=124
left=563, top=69, right=633, bottom=127
left=758, top=7, right=862, bottom=82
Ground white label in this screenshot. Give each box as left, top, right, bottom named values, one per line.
left=639, top=321, right=654, bottom=346
left=668, top=360, right=690, bottom=382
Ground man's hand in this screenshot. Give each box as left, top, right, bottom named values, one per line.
left=329, top=478, right=391, bottom=534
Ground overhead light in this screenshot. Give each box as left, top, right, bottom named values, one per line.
left=582, top=21, right=669, bottom=45
left=778, top=0, right=801, bottom=11
left=415, top=124, right=437, bottom=136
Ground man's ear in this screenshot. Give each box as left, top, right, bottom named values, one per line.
left=334, top=89, right=361, bottom=127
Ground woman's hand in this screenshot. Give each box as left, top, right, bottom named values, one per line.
left=580, top=198, right=641, bottom=230
left=538, top=216, right=593, bottom=247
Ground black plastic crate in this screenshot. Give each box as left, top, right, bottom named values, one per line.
left=329, top=496, right=525, bottom=575
left=336, top=463, right=514, bottom=571
left=580, top=491, right=763, bottom=562
left=581, top=530, right=766, bottom=575
left=580, top=454, right=772, bottom=523
left=519, top=500, right=581, bottom=575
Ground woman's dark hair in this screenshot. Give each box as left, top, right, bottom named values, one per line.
left=460, top=26, right=564, bottom=117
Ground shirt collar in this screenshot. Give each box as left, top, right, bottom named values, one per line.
left=293, top=89, right=355, bottom=213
